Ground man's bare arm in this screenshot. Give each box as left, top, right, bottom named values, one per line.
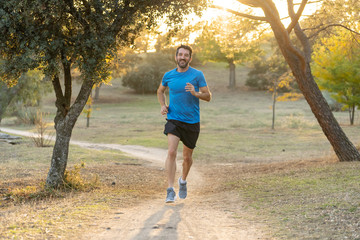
left=157, top=84, right=168, bottom=115
left=185, top=84, right=212, bottom=102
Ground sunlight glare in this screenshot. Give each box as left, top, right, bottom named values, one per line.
left=209, top=0, right=321, bottom=25
left=211, top=0, right=240, bottom=10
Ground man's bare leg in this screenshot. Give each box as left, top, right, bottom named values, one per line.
left=166, top=134, right=180, bottom=188
left=181, top=145, right=193, bottom=181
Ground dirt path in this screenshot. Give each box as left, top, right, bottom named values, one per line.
left=0, top=127, right=270, bottom=239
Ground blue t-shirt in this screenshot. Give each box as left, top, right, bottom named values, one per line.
left=162, top=66, right=207, bottom=124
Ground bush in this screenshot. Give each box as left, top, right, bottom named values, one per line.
left=63, top=162, right=100, bottom=191
left=245, top=61, right=270, bottom=90
left=246, top=56, right=296, bottom=92
left=31, top=111, right=54, bottom=147
left=321, top=91, right=343, bottom=112
left=11, top=104, right=39, bottom=125
left=122, top=52, right=175, bottom=94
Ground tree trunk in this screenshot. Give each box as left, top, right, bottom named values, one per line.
left=86, top=92, right=92, bottom=128
left=220, top=0, right=360, bottom=161
left=301, top=64, right=359, bottom=161
left=46, top=126, right=71, bottom=187
left=272, top=84, right=277, bottom=130
left=94, top=83, right=102, bottom=101
left=86, top=113, right=90, bottom=128
left=349, top=104, right=355, bottom=125
left=46, top=72, right=95, bottom=187
left=228, top=60, right=236, bottom=89
left=267, top=21, right=360, bottom=161
left=229, top=61, right=236, bottom=88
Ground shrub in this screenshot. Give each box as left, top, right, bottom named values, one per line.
left=245, top=61, right=270, bottom=90
left=246, top=56, right=296, bottom=92
left=31, top=111, right=54, bottom=147
left=63, top=162, right=100, bottom=191
left=321, top=91, right=343, bottom=112
left=122, top=52, right=175, bottom=94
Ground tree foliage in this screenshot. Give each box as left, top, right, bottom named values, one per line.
left=312, top=29, right=360, bottom=125
left=111, top=48, right=142, bottom=78
left=0, top=68, right=51, bottom=123
left=194, top=15, right=262, bottom=88
left=303, top=0, right=360, bottom=41
left=213, top=0, right=360, bottom=161
left=0, top=0, right=207, bottom=187
left=122, top=52, right=175, bottom=94
left=246, top=44, right=291, bottom=91
left=246, top=40, right=301, bottom=129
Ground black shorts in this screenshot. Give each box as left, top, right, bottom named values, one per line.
left=164, top=119, right=200, bottom=149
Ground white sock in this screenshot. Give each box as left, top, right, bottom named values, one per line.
left=180, top=177, right=187, bottom=184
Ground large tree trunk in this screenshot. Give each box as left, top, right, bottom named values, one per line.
left=263, top=4, right=360, bottom=161
left=46, top=67, right=95, bottom=187
left=295, top=61, right=359, bottom=161
left=46, top=127, right=71, bottom=187
left=228, top=59, right=236, bottom=89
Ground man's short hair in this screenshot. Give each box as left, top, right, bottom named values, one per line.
left=176, top=45, right=192, bottom=58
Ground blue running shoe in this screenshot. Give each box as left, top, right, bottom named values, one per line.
left=166, top=187, right=176, bottom=203
left=178, top=177, right=187, bottom=199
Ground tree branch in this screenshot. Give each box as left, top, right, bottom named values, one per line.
left=210, top=5, right=267, bottom=21
left=110, top=1, right=134, bottom=34
left=61, top=51, right=72, bottom=111
left=52, top=74, right=67, bottom=122
left=67, top=78, right=94, bottom=128
left=286, top=0, right=311, bottom=63
left=64, top=0, right=90, bottom=29
left=287, top=0, right=308, bottom=33
left=305, top=24, right=360, bottom=38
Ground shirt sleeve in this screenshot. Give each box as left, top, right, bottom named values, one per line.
left=198, top=71, right=207, bottom=88
left=162, top=73, right=168, bottom=87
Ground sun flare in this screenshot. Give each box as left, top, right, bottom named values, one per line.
left=211, top=0, right=241, bottom=10
left=208, top=0, right=321, bottom=24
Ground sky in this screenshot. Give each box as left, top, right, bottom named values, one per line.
left=207, top=0, right=322, bottom=25
left=150, top=1, right=322, bottom=50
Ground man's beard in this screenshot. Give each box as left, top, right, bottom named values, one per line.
left=177, top=59, right=189, bottom=68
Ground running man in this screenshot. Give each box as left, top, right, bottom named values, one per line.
left=157, top=45, right=212, bottom=203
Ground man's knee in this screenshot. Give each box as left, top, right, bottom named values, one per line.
left=168, top=148, right=177, bottom=160
left=183, top=155, right=193, bottom=164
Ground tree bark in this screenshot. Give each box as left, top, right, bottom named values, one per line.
left=46, top=74, right=95, bottom=187
left=46, top=129, right=71, bottom=187
left=228, top=59, right=236, bottom=89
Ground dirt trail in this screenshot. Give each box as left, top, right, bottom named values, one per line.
left=1, top=127, right=270, bottom=239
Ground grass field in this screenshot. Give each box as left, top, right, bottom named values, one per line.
left=1, top=62, right=360, bottom=239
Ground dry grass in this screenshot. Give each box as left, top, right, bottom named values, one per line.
left=0, top=138, right=166, bottom=239
left=200, top=159, right=360, bottom=239
left=1, top=62, right=360, bottom=239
